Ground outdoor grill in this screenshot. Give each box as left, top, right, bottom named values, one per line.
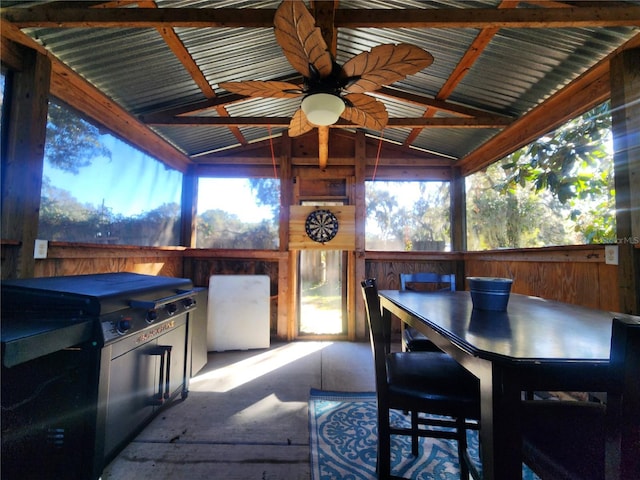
left=1, top=272, right=199, bottom=480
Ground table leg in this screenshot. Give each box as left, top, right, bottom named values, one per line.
left=479, top=362, right=522, bottom=480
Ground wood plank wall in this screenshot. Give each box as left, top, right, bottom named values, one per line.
left=29, top=242, right=185, bottom=278
left=464, top=245, right=620, bottom=311
left=7, top=241, right=620, bottom=340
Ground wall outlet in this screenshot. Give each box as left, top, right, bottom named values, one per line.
left=34, top=239, right=48, bottom=259
left=605, top=245, right=618, bottom=265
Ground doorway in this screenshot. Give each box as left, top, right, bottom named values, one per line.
left=298, top=201, right=347, bottom=336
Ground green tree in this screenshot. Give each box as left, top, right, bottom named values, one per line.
left=365, top=181, right=450, bottom=251
left=366, top=184, right=399, bottom=243
left=466, top=162, right=568, bottom=250
left=249, top=178, right=280, bottom=217
left=500, top=102, right=615, bottom=242
left=408, top=182, right=450, bottom=250
left=45, top=102, right=111, bottom=173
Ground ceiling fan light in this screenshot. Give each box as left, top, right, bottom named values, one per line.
left=301, top=93, right=345, bottom=126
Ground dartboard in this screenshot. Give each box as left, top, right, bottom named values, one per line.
left=305, top=209, right=339, bottom=243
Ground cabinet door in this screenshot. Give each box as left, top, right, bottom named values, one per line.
left=103, top=341, right=158, bottom=459
left=157, top=320, right=188, bottom=400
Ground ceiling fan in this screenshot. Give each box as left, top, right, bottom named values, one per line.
left=219, top=0, right=434, bottom=169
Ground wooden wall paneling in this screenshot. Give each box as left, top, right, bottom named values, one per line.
left=463, top=245, right=620, bottom=311
left=33, top=255, right=183, bottom=278
left=31, top=244, right=186, bottom=278
left=364, top=260, right=458, bottom=290
left=297, top=177, right=347, bottom=197
left=598, top=262, right=620, bottom=312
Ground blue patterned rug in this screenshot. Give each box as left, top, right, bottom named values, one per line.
left=309, top=389, right=540, bottom=480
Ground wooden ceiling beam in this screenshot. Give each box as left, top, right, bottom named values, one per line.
left=334, top=6, right=640, bottom=28
left=142, top=86, right=504, bottom=123
left=310, top=0, right=338, bottom=58
left=375, top=87, right=510, bottom=119
left=3, top=6, right=639, bottom=29
left=144, top=116, right=510, bottom=128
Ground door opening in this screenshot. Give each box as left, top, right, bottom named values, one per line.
left=298, top=201, right=347, bottom=335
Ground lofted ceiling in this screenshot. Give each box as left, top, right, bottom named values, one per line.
left=1, top=0, right=639, bottom=174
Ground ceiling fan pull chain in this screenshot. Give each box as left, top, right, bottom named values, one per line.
left=373, top=129, right=384, bottom=181
left=268, top=124, right=277, bottom=180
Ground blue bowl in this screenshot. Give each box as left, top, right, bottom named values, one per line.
left=467, top=277, right=513, bottom=311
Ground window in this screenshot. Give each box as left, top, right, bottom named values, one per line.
left=196, top=177, right=280, bottom=249
left=39, top=101, right=183, bottom=246
left=466, top=103, right=615, bottom=250
left=365, top=181, right=450, bottom=251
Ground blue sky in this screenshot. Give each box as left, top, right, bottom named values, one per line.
left=43, top=134, right=181, bottom=216
left=43, top=133, right=272, bottom=222
left=197, top=178, right=274, bottom=223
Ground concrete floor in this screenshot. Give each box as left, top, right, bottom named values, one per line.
left=101, top=341, right=375, bottom=480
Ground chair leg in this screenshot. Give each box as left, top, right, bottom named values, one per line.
left=411, top=410, right=419, bottom=456
left=456, top=417, right=469, bottom=480
left=378, top=407, right=392, bottom=479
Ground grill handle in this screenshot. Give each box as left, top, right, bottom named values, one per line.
left=130, top=289, right=197, bottom=310
left=148, top=345, right=172, bottom=405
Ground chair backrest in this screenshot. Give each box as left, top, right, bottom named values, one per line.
left=361, top=278, right=391, bottom=396
left=399, top=272, right=455, bottom=292
left=607, top=315, right=640, bottom=479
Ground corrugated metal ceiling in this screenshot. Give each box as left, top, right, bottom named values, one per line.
left=5, top=0, right=640, bottom=164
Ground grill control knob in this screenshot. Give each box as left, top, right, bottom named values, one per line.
left=166, top=303, right=178, bottom=315
left=116, top=317, right=132, bottom=334
left=183, top=297, right=196, bottom=308
left=146, top=309, right=158, bottom=323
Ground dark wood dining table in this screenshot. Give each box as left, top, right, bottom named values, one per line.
left=378, top=289, right=615, bottom=480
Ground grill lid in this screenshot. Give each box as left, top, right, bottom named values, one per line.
left=1, top=272, right=194, bottom=317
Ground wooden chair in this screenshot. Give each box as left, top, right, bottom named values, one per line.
left=361, top=278, right=480, bottom=480
left=399, top=273, right=455, bottom=352
left=521, top=315, right=640, bottom=480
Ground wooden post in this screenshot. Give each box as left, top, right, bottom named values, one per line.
left=450, top=166, right=466, bottom=290
left=279, top=132, right=292, bottom=339
left=180, top=165, right=198, bottom=248
left=1, top=44, right=51, bottom=279
left=610, top=47, right=640, bottom=315
left=354, top=130, right=367, bottom=340
left=318, top=125, right=329, bottom=170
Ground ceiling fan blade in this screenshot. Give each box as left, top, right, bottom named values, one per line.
left=219, top=80, right=303, bottom=98
left=342, top=44, right=434, bottom=94
left=289, top=108, right=315, bottom=137
left=274, top=0, right=333, bottom=79
left=341, top=93, right=389, bottom=131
